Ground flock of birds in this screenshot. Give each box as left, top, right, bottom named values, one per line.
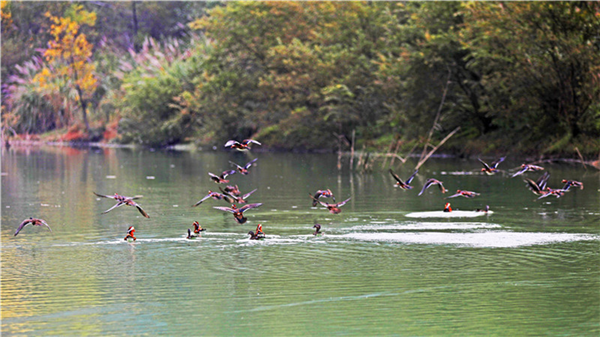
left=13, top=142, right=584, bottom=240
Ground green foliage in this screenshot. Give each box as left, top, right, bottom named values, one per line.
left=116, top=37, right=207, bottom=146
left=2, top=1, right=598, bottom=156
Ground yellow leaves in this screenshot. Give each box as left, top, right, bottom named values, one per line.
left=424, top=30, right=431, bottom=42
left=1, top=0, right=13, bottom=29
left=42, top=4, right=98, bottom=100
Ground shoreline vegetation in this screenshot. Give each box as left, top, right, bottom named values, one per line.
left=2, top=2, right=599, bottom=159
left=5, top=138, right=599, bottom=172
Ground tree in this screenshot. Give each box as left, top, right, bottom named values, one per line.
left=461, top=2, right=600, bottom=149
left=35, top=4, right=98, bottom=132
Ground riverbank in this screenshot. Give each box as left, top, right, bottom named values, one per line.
left=5, top=138, right=599, bottom=171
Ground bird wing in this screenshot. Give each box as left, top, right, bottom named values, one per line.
left=101, top=201, right=126, bottom=214
left=418, top=180, right=433, bottom=196
left=445, top=193, right=461, bottom=199
left=244, top=158, right=258, bottom=169
left=405, top=170, right=418, bottom=185
left=132, top=202, right=150, bottom=218
left=437, top=181, right=447, bottom=193
left=94, top=192, right=116, bottom=199
left=244, top=139, right=261, bottom=146
left=537, top=172, right=550, bottom=190
left=492, top=157, right=506, bottom=169
left=222, top=170, right=236, bottom=178
left=208, top=172, right=220, bottom=179
left=511, top=168, right=527, bottom=178
left=389, top=169, right=404, bottom=184
left=229, top=161, right=243, bottom=170
left=224, top=140, right=239, bottom=148
left=524, top=178, right=541, bottom=194
left=478, top=158, right=492, bottom=170
left=39, top=219, right=52, bottom=232
left=336, top=198, right=351, bottom=207
left=14, top=219, right=32, bottom=236
left=192, top=193, right=212, bottom=207
left=243, top=189, right=257, bottom=199
left=213, top=206, right=235, bottom=213
left=240, top=203, right=263, bottom=213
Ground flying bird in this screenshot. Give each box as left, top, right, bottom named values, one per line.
left=208, top=170, right=236, bottom=184
left=389, top=169, right=418, bottom=190
left=93, top=192, right=143, bottom=202
left=418, top=178, right=448, bottom=196
left=319, top=197, right=351, bottom=214
left=213, top=203, right=263, bottom=224
left=445, top=190, right=480, bottom=199
left=561, top=180, right=583, bottom=191
left=478, top=157, right=505, bottom=175
left=309, top=189, right=335, bottom=207
left=224, top=139, right=261, bottom=151
left=229, top=158, right=258, bottom=175
left=511, top=164, right=544, bottom=178
left=192, top=190, right=233, bottom=207
left=524, top=172, right=551, bottom=196
left=220, top=187, right=257, bottom=204
left=14, top=217, right=52, bottom=236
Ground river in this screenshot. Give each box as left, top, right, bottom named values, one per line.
left=2, top=145, right=598, bottom=335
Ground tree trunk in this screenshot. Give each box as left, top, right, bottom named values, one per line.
left=132, top=1, right=139, bottom=52
left=75, top=84, right=90, bottom=132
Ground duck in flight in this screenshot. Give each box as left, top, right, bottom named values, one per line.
left=14, top=217, right=52, bottom=236
left=192, top=190, right=233, bottom=207
left=230, top=158, right=258, bottom=175
left=220, top=187, right=257, bottom=204
left=224, top=139, right=261, bottom=151
left=222, top=185, right=241, bottom=196
left=561, top=179, right=583, bottom=190
left=511, top=164, right=544, bottom=178
left=319, top=197, right=351, bottom=214
left=213, top=203, right=263, bottom=224
left=478, top=157, right=505, bottom=175
left=94, top=192, right=142, bottom=202
left=418, top=179, right=448, bottom=196
left=445, top=190, right=480, bottom=199
left=389, top=169, right=418, bottom=190
left=309, top=189, right=335, bottom=207
left=94, top=192, right=149, bottom=218
left=208, top=170, right=236, bottom=184
left=524, top=172, right=551, bottom=196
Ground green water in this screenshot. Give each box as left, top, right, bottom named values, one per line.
left=2, top=146, right=599, bottom=336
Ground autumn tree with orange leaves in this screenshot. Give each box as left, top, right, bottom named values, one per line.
left=35, top=4, right=97, bottom=133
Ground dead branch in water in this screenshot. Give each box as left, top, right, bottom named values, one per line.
left=418, top=68, right=452, bottom=162
left=528, top=156, right=600, bottom=171
left=414, top=126, right=461, bottom=171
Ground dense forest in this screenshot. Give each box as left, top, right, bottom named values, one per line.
left=2, top=1, right=599, bottom=156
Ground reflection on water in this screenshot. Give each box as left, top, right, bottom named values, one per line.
left=2, top=145, right=599, bottom=335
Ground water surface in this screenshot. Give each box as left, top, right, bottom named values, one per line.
left=2, top=145, right=599, bottom=335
